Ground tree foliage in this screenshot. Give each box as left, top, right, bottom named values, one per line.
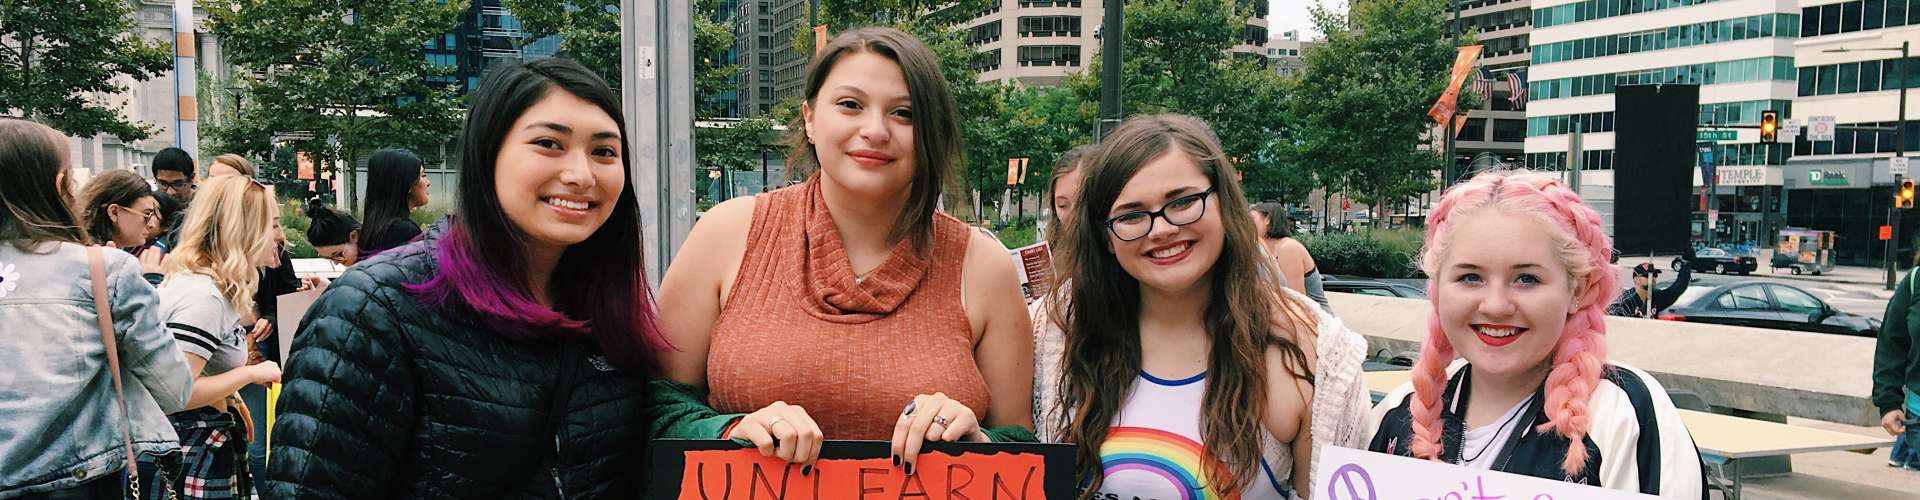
left=0, top=0, right=174, bottom=141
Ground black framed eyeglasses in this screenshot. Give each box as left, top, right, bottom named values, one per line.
left=156, top=179, right=195, bottom=191
left=1104, top=187, right=1215, bottom=241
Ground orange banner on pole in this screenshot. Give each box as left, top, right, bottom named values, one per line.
left=814, top=25, right=829, bottom=55
left=1428, top=45, right=1484, bottom=135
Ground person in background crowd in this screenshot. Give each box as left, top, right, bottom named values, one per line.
left=1607, top=262, right=1690, bottom=318
left=1036, top=114, right=1367, bottom=499
left=267, top=58, right=668, bottom=498
left=304, top=202, right=361, bottom=266
left=152, top=148, right=197, bottom=206
left=652, top=27, right=1035, bottom=476
left=207, top=154, right=256, bottom=179
left=1366, top=170, right=1704, bottom=498
left=0, top=118, right=192, bottom=500
left=1251, top=202, right=1332, bottom=313
left=150, top=175, right=286, bottom=499
left=1875, top=253, right=1920, bottom=470
left=1043, top=144, right=1094, bottom=245
left=357, top=149, right=431, bottom=255
left=149, top=191, right=183, bottom=254
left=78, top=170, right=167, bottom=283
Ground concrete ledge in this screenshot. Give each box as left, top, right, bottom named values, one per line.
left=1331, top=293, right=1882, bottom=426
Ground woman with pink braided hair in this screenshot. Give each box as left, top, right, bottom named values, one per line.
left=1364, top=169, right=1705, bottom=498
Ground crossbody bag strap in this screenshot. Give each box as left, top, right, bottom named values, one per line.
left=88, top=246, right=142, bottom=487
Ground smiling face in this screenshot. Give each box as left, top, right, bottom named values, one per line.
left=801, top=51, right=916, bottom=206
left=1433, top=209, right=1578, bottom=380
left=493, top=89, right=626, bottom=255
left=1104, top=147, right=1222, bottom=297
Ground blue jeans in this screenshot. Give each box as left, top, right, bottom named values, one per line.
left=239, top=383, right=270, bottom=489
left=1894, top=413, right=1920, bottom=469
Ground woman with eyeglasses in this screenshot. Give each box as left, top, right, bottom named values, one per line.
left=1036, top=114, right=1370, bottom=499
left=78, top=170, right=167, bottom=282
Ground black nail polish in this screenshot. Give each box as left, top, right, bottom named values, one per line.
left=892, top=455, right=900, bottom=467
left=904, top=462, right=914, bottom=475
left=802, top=465, right=813, bottom=476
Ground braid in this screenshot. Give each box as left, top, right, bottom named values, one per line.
left=1407, top=312, right=1456, bottom=461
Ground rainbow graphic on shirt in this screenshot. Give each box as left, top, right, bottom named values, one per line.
left=1099, top=426, right=1238, bottom=500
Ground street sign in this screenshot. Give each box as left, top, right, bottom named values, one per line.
left=1784, top=119, right=1801, bottom=137
left=1809, top=116, right=1837, bottom=141
left=1895, top=157, right=1911, bottom=177
left=1697, top=130, right=1737, bottom=141
left=1708, top=209, right=1719, bottom=230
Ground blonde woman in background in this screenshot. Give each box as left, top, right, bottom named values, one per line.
left=146, top=176, right=285, bottom=499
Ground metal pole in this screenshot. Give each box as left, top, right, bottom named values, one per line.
left=1098, top=0, right=1123, bottom=140
left=622, top=0, right=697, bottom=284
left=1443, top=0, right=1460, bottom=185
left=1892, top=42, right=1909, bottom=290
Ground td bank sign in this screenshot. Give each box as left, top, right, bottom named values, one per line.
left=1808, top=169, right=1851, bottom=186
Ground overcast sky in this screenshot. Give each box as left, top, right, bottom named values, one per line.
left=1269, top=0, right=1346, bottom=40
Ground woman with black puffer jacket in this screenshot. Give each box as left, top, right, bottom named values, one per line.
left=265, top=58, right=670, bottom=499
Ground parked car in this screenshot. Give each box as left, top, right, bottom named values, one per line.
left=1675, top=248, right=1756, bottom=275
left=1323, top=278, right=1429, bottom=299
left=1654, top=281, right=1879, bottom=336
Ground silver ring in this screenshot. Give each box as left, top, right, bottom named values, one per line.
left=932, top=415, right=950, bottom=427
left=902, top=401, right=917, bottom=417
left=766, top=417, right=785, bottom=428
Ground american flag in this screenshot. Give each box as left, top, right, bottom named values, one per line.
left=1472, top=70, right=1493, bottom=101
left=1506, top=71, right=1527, bottom=109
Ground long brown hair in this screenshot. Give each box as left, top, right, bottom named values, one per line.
left=0, top=118, right=86, bottom=250
left=1050, top=114, right=1319, bottom=495
left=783, top=26, right=959, bottom=252
left=79, top=170, right=155, bottom=246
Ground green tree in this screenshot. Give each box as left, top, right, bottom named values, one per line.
left=1292, top=0, right=1459, bottom=215
left=205, top=0, right=468, bottom=199
left=0, top=0, right=174, bottom=141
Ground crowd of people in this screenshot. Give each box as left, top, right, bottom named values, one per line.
left=39, top=25, right=1911, bottom=500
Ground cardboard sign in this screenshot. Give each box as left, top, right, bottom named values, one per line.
left=649, top=440, right=1075, bottom=499
left=1008, top=241, right=1053, bottom=303
left=1313, top=447, right=1655, bottom=500
left=275, top=288, right=324, bottom=362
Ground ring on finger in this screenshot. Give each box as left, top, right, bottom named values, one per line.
left=766, top=417, right=785, bottom=428
left=932, top=415, right=950, bottom=427
left=902, top=401, right=917, bottom=417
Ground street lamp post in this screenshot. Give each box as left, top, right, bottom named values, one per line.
left=1825, top=41, right=1909, bottom=289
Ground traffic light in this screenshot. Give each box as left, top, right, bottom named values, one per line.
left=1902, top=178, right=1916, bottom=209
left=1760, top=111, right=1778, bottom=143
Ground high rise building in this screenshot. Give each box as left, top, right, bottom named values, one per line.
left=962, top=0, right=1270, bottom=86
left=1525, top=0, right=1799, bottom=238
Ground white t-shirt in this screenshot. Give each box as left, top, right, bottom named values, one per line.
left=1458, top=396, right=1532, bottom=470
left=158, top=273, right=247, bottom=376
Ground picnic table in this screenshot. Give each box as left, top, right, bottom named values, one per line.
left=1361, top=369, right=1893, bottom=499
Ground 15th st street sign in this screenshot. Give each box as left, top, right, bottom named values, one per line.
left=1697, top=130, right=1737, bottom=142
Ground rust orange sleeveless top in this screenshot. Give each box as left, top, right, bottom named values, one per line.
left=706, top=179, right=991, bottom=440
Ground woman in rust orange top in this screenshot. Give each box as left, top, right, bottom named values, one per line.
left=651, top=26, right=1034, bottom=474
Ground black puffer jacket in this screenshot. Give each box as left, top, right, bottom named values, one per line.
left=264, top=230, right=651, bottom=499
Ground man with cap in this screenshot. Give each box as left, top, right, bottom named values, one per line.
left=1610, top=260, right=1692, bottom=318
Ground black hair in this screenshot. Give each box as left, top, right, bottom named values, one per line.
left=359, top=148, right=423, bottom=252
left=152, top=147, right=196, bottom=179
left=305, top=201, right=360, bottom=247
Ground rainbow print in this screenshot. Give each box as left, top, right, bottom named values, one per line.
left=1099, top=426, right=1236, bottom=500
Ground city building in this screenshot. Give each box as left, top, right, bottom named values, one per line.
left=1524, top=0, right=1800, bottom=242
left=1267, top=30, right=1320, bottom=78
left=1788, top=0, right=1920, bottom=265
left=1449, top=0, right=1533, bottom=173
left=721, top=0, right=809, bottom=117
left=962, top=0, right=1269, bottom=87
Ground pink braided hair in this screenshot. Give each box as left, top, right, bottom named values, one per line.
left=1407, top=169, right=1618, bottom=476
